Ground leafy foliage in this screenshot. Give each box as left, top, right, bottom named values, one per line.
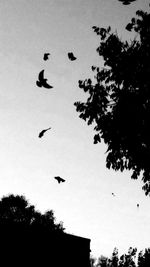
left=97, top=255, right=110, bottom=267
left=0, top=194, right=65, bottom=232
left=90, top=255, right=97, bottom=267
left=74, top=6, right=150, bottom=195
left=118, top=247, right=137, bottom=267
left=94, top=247, right=150, bottom=267
left=138, top=248, right=150, bottom=267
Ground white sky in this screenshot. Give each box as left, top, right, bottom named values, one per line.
left=0, top=0, right=150, bottom=258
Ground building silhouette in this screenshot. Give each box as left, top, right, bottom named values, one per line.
left=0, top=226, right=91, bottom=267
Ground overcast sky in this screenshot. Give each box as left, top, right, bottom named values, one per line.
left=0, top=0, right=150, bottom=258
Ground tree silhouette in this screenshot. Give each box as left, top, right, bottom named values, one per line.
left=95, top=247, right=138, bottom=267
left=96, top=255, right=110, bottom=267
left=74, top=5, right=150, bottom=195
left=138, top=248, right=150, bottom=267
left=90, top=255, right=97, bottom=267
left=0, top=194, right=65, bottom=266
left=111, top=247, right=119, bottom=267
left=93, top=247, right=150, bottom=267
left=118, top=247, right=137, bottom=267
left=0, top=194, right=65, bottom=232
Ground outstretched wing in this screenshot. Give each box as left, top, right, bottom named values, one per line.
left=60, top=177, right=65, bottom=182
left=118, top=0, right=136, bottom=4
left=38, top=69, right=45, bottom=81
left=42, top=80, right=53, bottom=89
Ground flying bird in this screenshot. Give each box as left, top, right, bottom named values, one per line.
left=43, top=53, right=50, bottom=61
left=68, top=52, right=77, bottom=61
left=36, top=69, right=53, bottom=89
left=112, top=193, right=116, bottom=197
left=118, top=0, right=136, bottom=4
left=38, top=127, right=51, bottom=138
left=54, top=176, right=66, bottom=183
left=137, top=204, right=139, bottom=208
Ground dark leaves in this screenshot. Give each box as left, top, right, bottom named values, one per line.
left=0, top=194, right=65, bottom=232
left=126, top=23, right=133, bottom=31
left=75, top=7, right=150, bottom=195
left=93, top=134, right=101, bottom=144
left=92, top=26, right=111, bottom=40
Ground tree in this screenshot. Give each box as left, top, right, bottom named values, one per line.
left=118, top=247, right=137, bottom=267
left=0, top=194, right=65, bottom=266
left=97, top=255, right=110, bottom=267
left=111, top=248, right=119, bottom=267
left=95, top=247, right=138, bottom=267
left=74, top=5, right=150, bottom=195
left=0, top=194, right=65, bottom=232
left=90, top=255, right=97, bottom=267
left=138, top=248, right=150, bottom=267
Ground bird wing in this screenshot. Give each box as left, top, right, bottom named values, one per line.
left=54, top=176, right=65, bottom=183
left=54, top=176, right=60, bottom=183
left=68, top=52, right=71, bottom=58
left=68, top=52, right=73, bottom=59
left=119, top=0, right=136, bottom=4
left=46, top=127, right=51, bottom=131
left=68, top=52, right=76, bottom=61
left=36, top=81, right=42, bottom=87
left=59, top=177, right=65, bottom=182
left=43, top=54, right=47, bottom=60
left=42, top=80, right=53, bottom=89
left=72, top=55, right=76, bottom=60
left=38, top=69, right=45, bottom=81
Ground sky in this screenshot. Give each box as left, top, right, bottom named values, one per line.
left=0, top=0, right=150, bottom=259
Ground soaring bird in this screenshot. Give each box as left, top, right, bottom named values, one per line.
left=54, top=176, right=66, bottom=183
left=38, top=127, right=51, bottom=138
left=118, top=0, right=136, bottom=4
left=36, top=69, right=53, bottom=89
left=68, top=52, right=77, bottom=61
left=43, top=53, right=50, bottom=61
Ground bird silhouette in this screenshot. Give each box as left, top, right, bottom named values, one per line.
left=68, top=52, right=77, bottom=61
left=118, top=0, right=136, bottom=4
left=112, top=193, right=116, bottom=197
left=137, top=204, right=139, bottom=208
left=36, top=69, right=53, bottom=89
left=54, top=176, right=66, bottom=183
left=38, top=127, right=51, bottom=138
left=43, top=53, right=50, bottom=61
